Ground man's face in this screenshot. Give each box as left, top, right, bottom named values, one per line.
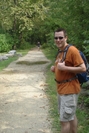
left=54, top=31, right=67, bottom=50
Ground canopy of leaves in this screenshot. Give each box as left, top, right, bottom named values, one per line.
left=0, top=0, right=89, bottom=56
left=0, top=0, right=48, bottom=32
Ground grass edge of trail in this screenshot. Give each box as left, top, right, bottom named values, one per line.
left=0, top=49, right=29, bottom=72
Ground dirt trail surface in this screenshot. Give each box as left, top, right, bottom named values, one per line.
left=0, top=49, right=52, bottom=133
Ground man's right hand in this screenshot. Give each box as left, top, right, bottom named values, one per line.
left=50, top=66, right=55, bottom=72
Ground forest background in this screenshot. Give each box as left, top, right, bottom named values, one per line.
left=0, top=0, right=89, bottom=133
left=0, top=0, right=89, bottom=56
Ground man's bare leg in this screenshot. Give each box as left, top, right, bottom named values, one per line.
left=70, top=115, right=78, bottom=133
left=60, top=116, right=77, bottom=133
left=60, top=121, right=70, bottom=133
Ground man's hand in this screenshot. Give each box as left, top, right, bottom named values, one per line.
left=50, top=66, right=55, bottom=72
left=57, top=61, right=66, bottom=70
left=57, top=61, right=86, bottom=73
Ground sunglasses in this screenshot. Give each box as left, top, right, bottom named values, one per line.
left=54, top=36, right=64, bottom=40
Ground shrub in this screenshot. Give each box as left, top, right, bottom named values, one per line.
left=0, top=34, right=14, bottom=52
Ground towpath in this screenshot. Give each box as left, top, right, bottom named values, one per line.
left=0, top=48, right=52, bottom=133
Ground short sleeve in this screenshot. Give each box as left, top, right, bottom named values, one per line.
left=65, top=46, right=84, bottom=67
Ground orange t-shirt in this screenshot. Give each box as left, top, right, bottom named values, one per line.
left=55, top=45, right=84, bottom=95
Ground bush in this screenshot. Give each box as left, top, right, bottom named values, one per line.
left=18, top=42, right=35, bottom=50
left=0, top=34, right=14, bottom=52
left=41, top=43, right=48, bottom=49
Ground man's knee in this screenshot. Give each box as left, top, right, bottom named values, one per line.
left=69, top=116, right=78, bottom=133
left=60, top=121, right=70, bottom=133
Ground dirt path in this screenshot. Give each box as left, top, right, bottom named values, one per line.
left=0, top=49, right=52, bottom=133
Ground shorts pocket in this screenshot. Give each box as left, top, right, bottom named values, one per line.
left=63, top=106, right=73, bottom=119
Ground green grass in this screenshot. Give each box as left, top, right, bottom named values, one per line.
left=42, top=47, right=89, bottom=133
left=42, top=47, right=61, bottom=132
left=0, top=56, right=18, bottom=71
left=45, top=64, right=61, bottom=133
left=0, top=49, right=29, bottom=71
left=77, top=108, right=89, bottom=133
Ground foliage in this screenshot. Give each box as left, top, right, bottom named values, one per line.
left=30, top=0, right=89, bottom=54
left=0, top=0, right=48, bottom=31
left=41, top=43, right=48, bottom=49
left=0, top=0, right=49, bottom=49
left=18, top=42, right=35, bottom=50
left=0, top=34, right=14, bottom=52
left=77, top=108, right=89, bottom=133
left=83, top=44, right=89, bottom=58
left=0, top=0, right=89, bottom=56
left=40, top=0, right=89, bottom=56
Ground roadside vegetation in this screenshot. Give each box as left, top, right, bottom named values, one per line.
left=42, top=47, right=89, bottom=133
left=0, top=0, right=89, bottom=57
left=0, top=56, right=18, bottom=71
left=0, top=0, right=89, bottom=132
left=0, top=49, right=31, bottom=71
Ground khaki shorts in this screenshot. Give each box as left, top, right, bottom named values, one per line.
left=57, top=93, right=79, bottom=122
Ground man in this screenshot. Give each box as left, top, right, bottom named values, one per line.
left=51, top=28, right=86, bottom=133
left=37, top=41, right=41, bottom=50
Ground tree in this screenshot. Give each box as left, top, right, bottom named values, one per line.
left=0, top=0, right=48, bottom=48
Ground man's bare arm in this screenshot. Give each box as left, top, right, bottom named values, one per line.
left=57, top=62, right=86, bottom=73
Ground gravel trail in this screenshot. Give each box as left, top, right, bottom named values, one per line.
left=0, top=49, right=52, bottom=133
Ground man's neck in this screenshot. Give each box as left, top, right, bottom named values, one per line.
left=59, top=43, right=68, bottom=51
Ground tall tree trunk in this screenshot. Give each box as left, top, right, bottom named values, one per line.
left=13, top=0, right=18, bottom=32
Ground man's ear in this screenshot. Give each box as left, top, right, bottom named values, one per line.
left=65, top=36, right=68, bottom=41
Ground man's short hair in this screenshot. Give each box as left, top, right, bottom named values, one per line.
left=55, top=28, right=67, bottom=37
